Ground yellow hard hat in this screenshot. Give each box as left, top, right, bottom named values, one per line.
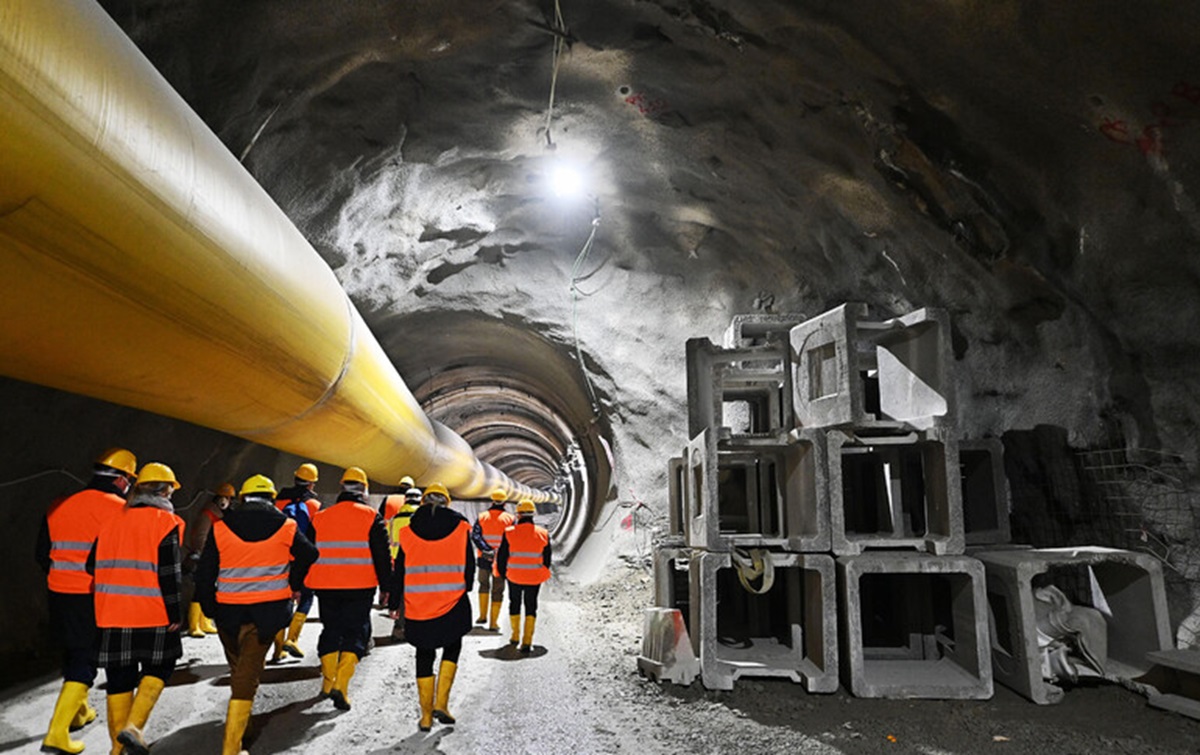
left=136, top=462, right=180, bottom=490
left=422, top=482, right=450, bottom=505
left=490, top=488, right=508, bottom=502
left=95, top=447, right=137, bottom=477
left=295, top=463, right=319, bottom=483
left=516, top=499, right=536, bottom=515
left=341, top=466, right=369, bottom=486
left=240, top=474, right=277, bottom=497
left=400, top=475, right=415, bottom=487
left=216, top=483, right=236, bottom=498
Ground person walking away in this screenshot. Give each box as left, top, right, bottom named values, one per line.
left=185, top=483, right=232, bottom=638
left=387, top=486, right=421, bottom=641
left=195, top=474, right=318, bottom=755
left=88, top=462, right=185, bottom=755
left=36, top=447, right=137, bottom=754
left=390, top=483, right=474, bottom=731
left=304, top=466, right=391, bottom=710
left=272, top=463, right=322, bottom=660
left=497, top=499, right=552, bottom=653
left=471, top=489, right=514, bottom=631
left=377, top=476, right=414, bottom=610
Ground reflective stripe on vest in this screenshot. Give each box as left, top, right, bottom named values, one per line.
left=93, top=507, right=179, bottom=628
left=476, top=508, right=514, bottom=557
left=214, top=518, right=296, bottom=604
left=305, top=502, right=379, bottom=589
left=504, top=522, right=550, bottom=585
left=398, top=520, right=469, bottom=621
left=46, top=489, right=125, bottom=594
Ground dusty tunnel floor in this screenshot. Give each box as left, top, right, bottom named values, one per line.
left=2, top=560, right=1198, bottom=754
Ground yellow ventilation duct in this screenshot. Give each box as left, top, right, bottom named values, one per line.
left=0, top=0, right=553, bottom=503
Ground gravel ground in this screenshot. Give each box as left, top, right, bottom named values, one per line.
left=2, top=560, right=1198, bottom=754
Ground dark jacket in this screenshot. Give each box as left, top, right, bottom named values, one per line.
left=195, top=500, right=319, bottom=638
left=388, top=505, right=475, bottom=612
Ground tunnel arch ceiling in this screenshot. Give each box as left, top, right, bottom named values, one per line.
left=375, top=310, right=613, bottom=560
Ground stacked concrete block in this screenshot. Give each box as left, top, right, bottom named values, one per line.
left=790, top=303, right=954, bottom=433
left=686, top=337, right=793, bottom=442
left=638, top=608, right=700, bottom=685
left=838, top=553, right=993, bottom=699
left=826, top=428, right=965, bottom=555
left=959, top=438, right=1012, bottom=546
left=692, top=551, right=838, bottom=692
left=973, top=546, right=1172, bottom=704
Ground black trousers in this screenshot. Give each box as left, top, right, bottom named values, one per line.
left=48, top=591, right=98, bottom=685
left=104, top=662, right=174, bottom=695
left=315, top=589, right=373, bottom=659
left=414, top=641, right=461, bottom=677
left=508, top=582, right=541, bottom=618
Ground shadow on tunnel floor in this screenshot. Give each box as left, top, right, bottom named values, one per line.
left=366, top=726, right=451, bottom=754
left=476, top=644, right=548, bottom=661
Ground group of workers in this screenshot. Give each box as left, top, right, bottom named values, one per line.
left=36, top=448, right=552, bottom=755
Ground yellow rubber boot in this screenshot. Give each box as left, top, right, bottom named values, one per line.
left=282, top=612, right=306, bottom=658
left=117, top=676, right=165, bottom=755
left=475, top=592, right=488, bottom=624
left=200, top=607, right=219, bottom=634
left=222, top=698, right=253, bottom=755
left=319, top=653, right=338, bottom=698
left=509, top=614, right=520, bottom=645
left=521, top=615, right=537, bottom=653
left=270, top=630, right=286, bottom=663
left=432, top=660, right=457, bottom=725
left=187, top=602, right=205, bottom=638
left=70, top=698, right=97, bottom=730
left=416, top=676, right=435, bottom=732
left=41, top=680, right=87, bottom=754
left=488, top=601, right=503, bottom=631
left=106, top=692, right=133, bottom=755
left=330, top=653, right=358, bottom=711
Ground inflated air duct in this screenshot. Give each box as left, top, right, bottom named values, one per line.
left=0, top=0, right=554, bottom=503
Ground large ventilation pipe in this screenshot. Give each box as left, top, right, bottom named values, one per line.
left=0, top=0, right=554, bottom=503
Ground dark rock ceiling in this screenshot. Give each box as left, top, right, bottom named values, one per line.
left=96, top=0, right=1200, bottom=481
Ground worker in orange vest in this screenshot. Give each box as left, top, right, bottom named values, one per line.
left=36, top=447, right=137, bottom=755
left=184, top=483, right=232, bottom=638
left=390, top=482, right=474, bottom=731
left=88, top=462, right=185, bottom=755
left=497, top=499, right=552, bottom=653
left=195, top=474, right=319, bottom=755
left=386, top=486, right=422, bottom=641
left=471, top=489, right=515, bottom=631
left=377, top=475, right=414, bottom=611
left=305, top=466, right=391, bottom=710
left=271, top=463, right=322, bottom=661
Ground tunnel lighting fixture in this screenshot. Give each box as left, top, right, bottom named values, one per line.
left=550, top=161, right=585, bottom=199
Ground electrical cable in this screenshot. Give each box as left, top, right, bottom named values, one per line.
left=569, top=202, right=603, bottom=416
left=543, top=0, right=567, bottom=148
left=0, top=468, right=86, bottom=489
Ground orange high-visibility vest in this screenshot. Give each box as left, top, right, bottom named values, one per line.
left=94, top=506, right=179, bottom=628
left=305, top=501, right=379, bottom=589
left=276, top=495, right=319, bottom=520
left=173, top=514, right=186, bottom=542
left=504, top=522, right=550, bottom=586
left=213, top=518, right=296, bottom=604
left=398, top=520, right=470, bottom=621
left=46, top=489, right=125, bottom=594
left=476, top=508, right=515, bottom=558
left=203, top=509, right=220, bottom=525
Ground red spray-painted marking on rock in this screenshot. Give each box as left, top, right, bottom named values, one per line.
left=1100, top=81, right=1200, bottom=155
left=625, top=92, right=670, bottom=117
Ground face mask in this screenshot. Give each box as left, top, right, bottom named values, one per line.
left=113, top=476, right=132, bottom=496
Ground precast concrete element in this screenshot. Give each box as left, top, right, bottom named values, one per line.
left=723, top=313, right=809, bottom=349
left=668, top=455, right=686, bottom=538
left=684, top=428, right=830, bottom=553
left=638, top=608, right=701, bottom=685
left=974, top=546, right=1171, bottom=704
left=691, top=551, right=838, bottom=692
left=653, top=545, right=692, bottom=610
left=959, top=438, right=1012, bottom=546
left=1143, top=650, right=1200, bottom=721
left=686, top=337, right=793, bottom=442
left=837, top=553, right=993, bottom=699
left=790, top=304, right=955, bottom=433
left=827, top=429, right=964, bottom=555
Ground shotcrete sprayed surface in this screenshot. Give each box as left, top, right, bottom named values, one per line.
left=2, top=559, right=1197, bottom=754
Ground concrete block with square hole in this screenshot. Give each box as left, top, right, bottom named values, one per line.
left=686, top=337, right=794, bottom=442
left=791, top=303, right=954, bottom=433
left=838, top=553, right=993, bottom=699
left=959, top=438, right=1011, bottom=546
left=974, top=546, right=1171, bottom=704
left=688, top=550, right=838, bottom=692
left=723, top=313, right=808, bottom=350
left=827, top=429, right=964, bottom=555
left=684, top=427, right=830, bottom=552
